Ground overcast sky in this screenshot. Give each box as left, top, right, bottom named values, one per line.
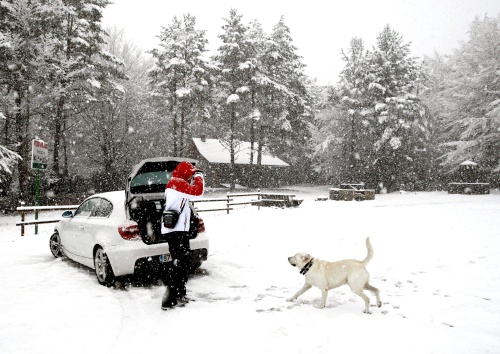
left=102, top=0, right=500, bottom=85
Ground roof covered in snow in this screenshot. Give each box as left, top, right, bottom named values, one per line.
left=460, top=160, right=478, bottom=166
left=192, top=138, right=289, bottom=167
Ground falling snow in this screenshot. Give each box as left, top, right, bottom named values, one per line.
left=1, top=186, right=499, bottom=354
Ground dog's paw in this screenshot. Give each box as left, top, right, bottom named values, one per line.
left=286, top=298, right=294, bottom=302
left=363, top=309, right=372, bottom=314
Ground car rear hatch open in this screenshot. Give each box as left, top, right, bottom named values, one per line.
left=125, top=157, right=198, bottom=243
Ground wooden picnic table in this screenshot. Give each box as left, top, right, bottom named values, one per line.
left=253, top=193, right=303, bottom=207
left=329, top=187, right=375, bottom=201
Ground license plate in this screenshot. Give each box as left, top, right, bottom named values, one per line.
left=159, top=254, right=172, bottom=263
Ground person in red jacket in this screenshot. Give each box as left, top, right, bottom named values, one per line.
left=161, top=161, right=204, bottom=310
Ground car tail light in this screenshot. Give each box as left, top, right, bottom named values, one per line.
left=118, top=221, right=141, bottom=240
left=198, top=217, right=206, bottom=233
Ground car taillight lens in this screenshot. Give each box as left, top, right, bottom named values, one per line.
left=118, top=221, right=141, bottom=240
left=198, top=217, right=206, bottom=233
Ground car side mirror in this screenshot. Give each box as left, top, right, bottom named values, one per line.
left=62, top=210, right=73, bottom=218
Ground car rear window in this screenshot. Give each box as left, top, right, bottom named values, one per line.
left=130, top=161, right=181, bottom=194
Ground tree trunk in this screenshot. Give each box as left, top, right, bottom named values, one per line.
left=2, top=110, right=10, bottom=145
left=229, top=107, right=236, bottom=191
left=172, top=111, right=178, bottom=156
left=180, top=105, right=185, bottom=155
left=171, top=80, right=178, bottom=155
left=249, top=119, right=255, bottom=187
left=349, top=113, right=357, bottom=181
left=256, top=119, right=264, bottom=188
left=250, top=120, right=255, bottom=164
left=53, top=95, right=65, bottom=176
left=249, top=93, right=256, bottom=165
left=54, top=21, right=73, bottom=177
left=14, top=90, right=30, bottom=201
left=62, top=118, right=69, bottom=177
left=100, top=122, right=114, bottom=191
left=171, top=80, right=178, bottom=156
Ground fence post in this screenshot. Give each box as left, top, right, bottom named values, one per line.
left=20, top=201, right=25, bottom=237
left=35, top=169, right=39, bottom=235
left=257, top=189, right=261, bottom=211
left=226, top=192, right=230, bottom=214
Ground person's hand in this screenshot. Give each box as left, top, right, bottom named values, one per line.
left=193, top=172, right=203, bottom=179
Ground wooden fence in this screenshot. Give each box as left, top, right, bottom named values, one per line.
left=192, top=191, right=300, bottom=213
left=192, top=191, right=262, bottom=214
left=16, top=204, right=80, bottom=236
left=16, top=190, right=299, bottom=236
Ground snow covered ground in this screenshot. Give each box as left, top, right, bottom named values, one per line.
left=1, top=186, right=500, bottom=354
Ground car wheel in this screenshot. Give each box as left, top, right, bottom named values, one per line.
left=49, top=232, right=63, bottom=258
left=94, top=247, right=116, bottom=287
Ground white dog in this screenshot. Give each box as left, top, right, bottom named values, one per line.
left=287, top=237, right=381, bottom=313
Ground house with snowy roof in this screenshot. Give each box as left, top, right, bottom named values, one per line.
left=187, top=137, right=290, bottom=188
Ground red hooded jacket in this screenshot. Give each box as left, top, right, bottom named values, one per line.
left=161, top=161, right=204, bottom=233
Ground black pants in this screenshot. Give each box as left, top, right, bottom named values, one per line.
left=164, top=232, right=191, bottom=300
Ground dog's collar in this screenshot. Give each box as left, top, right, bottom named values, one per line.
left=300, top=258, right=314, bottom=275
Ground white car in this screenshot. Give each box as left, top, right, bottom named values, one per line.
left=49, top=157, right=209, bottom=286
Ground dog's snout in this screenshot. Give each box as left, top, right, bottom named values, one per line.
left=288, top=256, right=296, bottom=266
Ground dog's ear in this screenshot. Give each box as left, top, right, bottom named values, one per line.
left=302, top=253, right=311, bottom=262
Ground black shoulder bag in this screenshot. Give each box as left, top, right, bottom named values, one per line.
left=162, top=199, right=186, bottom=229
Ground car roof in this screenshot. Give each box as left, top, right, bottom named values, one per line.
left=84, top=190, right=125, bottom=205
left=86, top=190, right=125, bottom=204
left=81, top=191, right=126, bottom=219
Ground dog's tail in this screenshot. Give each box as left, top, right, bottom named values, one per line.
left=361, top=237, right=374, bottom=266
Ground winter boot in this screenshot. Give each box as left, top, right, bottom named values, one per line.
left=161, top=286, right=178, bottom=310
left=178, top=295, right=195, bottom=304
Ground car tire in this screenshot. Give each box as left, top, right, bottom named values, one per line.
left=94, top=247, right=116, bottom=287
left=49, top=232, right=63, bottom=258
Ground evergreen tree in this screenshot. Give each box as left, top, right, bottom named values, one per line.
left=0, top=143, right=20, bottom=180
left=46, top=0, right=113, bottom=177
left=337, top=37, right=372, bottom=183
left=255, top=16, right=312, bottom=184
left=369, top=26, right=431, bottom=191
left=308, top=83, right=344, bottom=185
left=104, top=27, right=156, bottom=169
left=60, top=27, right=155, bottom=191
left=0, top=0, right=57, bottom=199
left=70, top=31, right=127, bottom=190
left=149, top=13, right=210, bottom=156
left=420, top=52, right=454, bottom=188
left=246, top=19, right=265, bottom=169
left=212, top=9, right=256, bottom=190
left=221, top=19, right=271, bottom=186
left=429, top=15, right=500, bottom=177
left=337, top=26, right=431, bottom=191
